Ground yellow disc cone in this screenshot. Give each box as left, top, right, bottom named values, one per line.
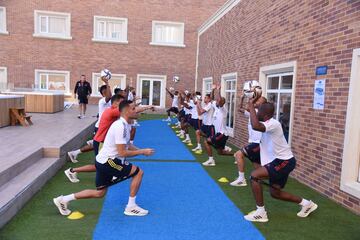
left=67, top=211, right=85, bottom=220
left=218, top=177, right=229, bottom=183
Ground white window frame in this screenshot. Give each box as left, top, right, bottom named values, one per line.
left=341, top=48, right=360, bottom=198
left=221, top=72, right=237, bottom=137
left=259, top=61, right=297, bottom=145
left=0, top=66, right=8, bottom=90
left=91, top=72, right=126, bottom=97
left=92, top=16, right=128, bottom=44
left=33, top=10, right=72, bottom=40
left=202, top=77, right=213, bottom=96
left=150, top=21, right=185, bottom=48
left=136, top=74, right=167, bottom=108
left=0, top=6, right=9, bottom=35
left=34, top=69, right=70, bottom=94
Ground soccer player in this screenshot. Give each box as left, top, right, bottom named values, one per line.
left=190, top=92, right=203, bottom=154
left=202, top=84, right=233, bottom=166
left=74, top=75, right=92, bottom=119
left=230, top=95, right=267, bottom=187
left=180, top=91, right=193, bottom=145
left=244, top=97, right=317, bottom=222
left=54, top=100, right=154, bottom=217
left=164, top=88, right=179, bottom=122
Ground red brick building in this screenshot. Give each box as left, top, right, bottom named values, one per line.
left=196, top=0, right=360, bottom=214
left=0, top=0, right=225, bottom=106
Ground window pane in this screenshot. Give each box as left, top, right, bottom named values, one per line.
left=0, top=69, right=6, bottom=90
left=154, top=23, right=182, bottom=44
left=48, top=74, right=65, bottom=91
left=152, top=80, right=161, bottom=106
left=141, top=80, right=150, bottom=105
left=112, top=22, right=122, bottom=39
left=40, top=16, right=47, bottom=33
left=97, top=21, right=106, bottom=38
left=0, top=9, right=3, bottom=31
left=281, top=75, right=293, bottom=89
left=49, top=16, right=65, bottom=34
left=279, top=93, right=292, bottom=141
left=40, top=74, right=47, bottom=89
left=268, top=76, right=279, bottom=89
left=267, top=92, right=278, bottom=119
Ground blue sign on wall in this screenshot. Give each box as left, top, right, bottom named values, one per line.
left=316, top=66, right=328, bottom=75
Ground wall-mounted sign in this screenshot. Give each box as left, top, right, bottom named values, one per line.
left=313, top=79, right=326, bottom=110
left=316, top=66, right=328, bottom=75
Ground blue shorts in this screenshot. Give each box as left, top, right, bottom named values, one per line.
left=185, top=114, right=191, bottom=123
left=95, top=158, right=133, bottom=189
left=201, top=125, right=215, bottom=138
left=265, top=157, right=296, bottom=189
left=190, top=118, right=202, bottom=131
left=210, top=133, right=228, bottom=150
left=241, top=143, right=260, bottom=164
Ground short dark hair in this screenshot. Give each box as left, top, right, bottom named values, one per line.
left=119, top=100, right=133, bottom=112
left=195, top=91, right=201, bottom=96
left=259, top=102, right=275, bottom=116
left=111, top=94, right=123, bottom=103
left=114, top=88, right=122, bottom=95
left=174, top=91, right=179, bottom=95
left=99, top=85, right=107, bottom=95
left=205, top=94, right=211, bottom=98
left=81, top=74, right=86, bottom=77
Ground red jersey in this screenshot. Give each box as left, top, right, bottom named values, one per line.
left=94, top=106, right=120, bottom=142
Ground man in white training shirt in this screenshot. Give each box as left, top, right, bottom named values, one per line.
left=164, top=88, right=179, bottom=122
left=53, top=100, right=155, bottom=217
left=244, top=97, right=318, bottom=222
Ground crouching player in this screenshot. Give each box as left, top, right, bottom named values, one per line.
left=244, top=97, right=317, bottom=222
left=53, top=100, right=154, bottom=217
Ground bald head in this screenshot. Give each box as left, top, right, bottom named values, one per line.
left=257, top=102, right=275, bottom=121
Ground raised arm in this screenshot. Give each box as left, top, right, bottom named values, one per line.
left=248, top=99, right=266, bottom=132
left=101, top=77, right=112, bottom=102
left=166, top=88, right=174, bottom=98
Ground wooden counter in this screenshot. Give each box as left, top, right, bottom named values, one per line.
left=3, top=92, right=64, bottom=113
left=0, top=95, right=25, bottom=127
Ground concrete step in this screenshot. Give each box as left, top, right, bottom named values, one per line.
left=0, top=157, right=61, bottom=228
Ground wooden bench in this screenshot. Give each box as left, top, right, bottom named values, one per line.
left=9, top=108, right=33, bottom=126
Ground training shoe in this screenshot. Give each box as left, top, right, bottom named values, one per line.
left=244, top=210, right=269, bottom=222
left=64, top=168, right=79, bottom=183
left=176, top=130, right=181, bottom=133
left=53, top=196, right=71, bottom=216
left=230, top=178, right=247, bottom=187
left=202, top=159, right=216, bottom=166
left=195, top=150, right=203, bottom=155
left=182, top=139, right=190, bottom=143
left=187, top=142, right=193, bottom=146
left=224, top=146, right=232, bottom=152
left=297, top=201, right=318, bottom=218
left=77, top=115, right=81, bottom=119
left=67, top=151, right=78, bottom=163
left=234, top=160, right=238, bottom=164
left=86, top=140, right=93, bottom=146
left=192, top=146, right=200, bottom=152
left=124, top=205, right=149, bottom=216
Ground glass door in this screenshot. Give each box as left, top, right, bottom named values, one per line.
left=140, top=78, right=163, bottom=107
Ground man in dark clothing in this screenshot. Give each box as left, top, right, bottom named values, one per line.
left=74, top=75, right=92, bottom=118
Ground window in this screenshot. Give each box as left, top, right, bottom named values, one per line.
left=202, top=77, right=213, bottom=96
left=266, top=73, right=294, bottom=141
left=150, top=21, right=185, bottom=47
left=35, top=70, right=70, bottom=94
left=92, top=73, right=126, bottom=96
left=0, top=6, right=8, bottom=34
left=33, top=10, right=72, bottom=40
left=0, top=67, right=7, bottom=91
left=221, top=73, right=237, bottom=137
left=92, top=16, right=128, bottom=44
left=137, top=74, right=167, bottom=108
left=341, top=48, right=360, bottom=198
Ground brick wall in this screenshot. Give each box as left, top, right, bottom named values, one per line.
left=197, top=0, right=360, bottom=214
left=0, top=0, right=225, bottom=105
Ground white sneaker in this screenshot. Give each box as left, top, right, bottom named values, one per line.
left=244, top=210, right=269, bottom=222
left=195, top=149, right=203, bottom=155
left=182, top=139, right=190, bottom=143
left=234, top=160, right=238, bottom=164
left=230, top=178, right=247, bottom=187
left=64, top=168, right=79, bottom=183
left=53, top=196, right=71, bottom=216
left=225, top=146, right=232, bottom=152
left=192, top=146, right=200, bottom=152
left=297, top=201, right=318, bottom=217
left=86, top=140, right=93, bottom=146
left=67, top=151, right=78, bottom=163
left=77, top=115, right=81, bottom=119
left=202, top=159, right=216, bottom=166
left=124, top=205, right=149, bottom=216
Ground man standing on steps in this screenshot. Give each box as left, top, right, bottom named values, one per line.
left=74, top=74, right=92, bottom=119
left=54, top=100, right=155, bottom=217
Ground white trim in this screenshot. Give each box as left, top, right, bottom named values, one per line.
left=91, top=72, right=126, bottom=97
left=340, top=48, right=360, bottom=198
left=0, top=6, right=9, bottom=34
left=136, top=74, right=167, bottom=108
left=221, top=72, right=237, bottom=137
left=0, top=66, right=8, bottom=90
left=202, top=77, right=213, bottom=96
left=198, top=0, right=242, bottom=35
left=92, top=15, right=128, bottom=44
left=259, top=61, right=297, bottom=145
left=34, top=69, right=70, bottom=94
left=195, top=34, right=200, bottom=91
left=151, top=21, right=185, bottom=47
left=33, top=10, right=72, bottom=40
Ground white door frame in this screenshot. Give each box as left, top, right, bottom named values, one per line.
left=136, top=74, right=167, bottom=108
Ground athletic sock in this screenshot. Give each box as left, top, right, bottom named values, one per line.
left=300, top=198, right=310, bottom=206
left=62, top=194, right=76, bottom=203
left=209, top=156, right=214, bottom=161
left=73, top=149, right=81, bottom=155
left=127, top=196, right=137, bottom=207
left=238, top=171, right=245, bottom=180
left=185, top=134, right=190, bottom=140
left=130, top=140, right=134, bottom=144
left=180, top=130, right=185, bottom=135
left=256, top=205, right=266, bottom=213
left=197, top=143, right=201, bottom=149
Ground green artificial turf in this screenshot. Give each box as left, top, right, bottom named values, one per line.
left=1, top=115, right=359, bottom=240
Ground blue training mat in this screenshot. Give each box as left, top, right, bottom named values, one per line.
left=93, top=162, right=264, bottom=240
left=129, top=119, right=195, bottom=161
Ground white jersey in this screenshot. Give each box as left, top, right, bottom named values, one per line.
left=201, top=102, right=214, bottom=126
left=172, top=95, right=179, bottom=108
left=127, top=91, right=134, bottom=101
left=184, top=100, right=191, bottom=115
left=189, top=100, right=199, bottom=119
left=260, top=118, right=293, bottom=166
left=95, top=97, right=111, bottom=128
left=96, top=117, right=130, bottom=164
left=245, top=111, right=262, bottom=143
left=212, top=102, right=228, bottom=135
